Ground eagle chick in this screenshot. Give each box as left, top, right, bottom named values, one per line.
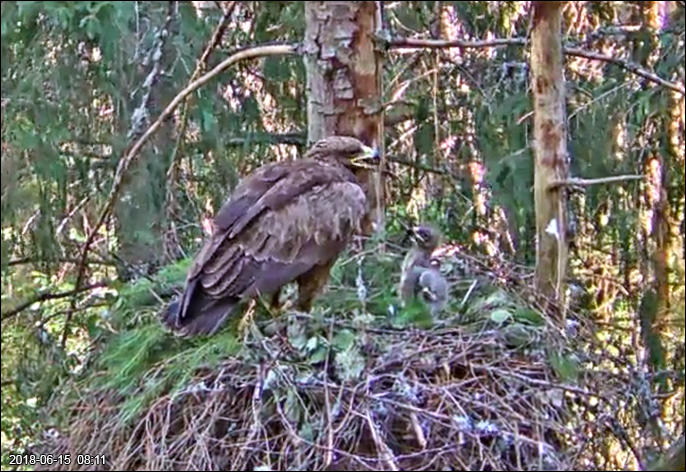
left=399, top=225, right=448, bottom=315
left=417, top=265, right=448, bottom=316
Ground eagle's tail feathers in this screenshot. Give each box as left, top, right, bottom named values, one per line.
left=161, top=290, right=240, bottom=337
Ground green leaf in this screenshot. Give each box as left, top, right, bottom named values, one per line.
left=513, top=308, right=544, bottom=326
left=414, top=122, right=434, bottom=159
left=469, top=289, right=512, bottom=315
left=490, top=308, right=512, bottom=324
left=263, top=56, right=290, bottom=81
left=284, top=389, right=301, bottom=423
left=502, top=323, right=538, bottom=348
left=332, top=329, right=355, bottom=351
left=287, top=324, right=307, bottom=351
left=201, top=107, right=217, bottom=134
left=335, top=347, right=365, bottom=382
left=549, top=353, right=580, bottom=383
left=299, top=422, right=314, bottom=442
left=306, top=336, right=319, bottom=352
left=484, top=290, right=511, bottom=307
left=308, top=346, right=327, bottom=365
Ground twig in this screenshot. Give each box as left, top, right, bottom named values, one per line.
left=63, top=42, right=298, bottom=348
left=164, top=1, right=237, bottom=258
left=7, top=257, right=116, bottom=267
left=460, top=279, right=479, bottom=309
left=564, top=46, right=685, bottom=95
left=606, top=417, right=644, bottom=470
left=55, top=195, right=91, bottom=236
left=2, top=282, right=108, bottom=321
left=323, top=318, right=334, bottom=469
left=408, top=371, right=427, bottom=449
left=197, top=2, right=237, bottom=70
left=225, top=132, right=306, bottom=146
left=391, top=37, right=527, bottom=49
left=365, top=411, right=399, bottom=471
left=390, top=36, right=685, bottom=95
left=548, top=174, right=644, bottom=190
left=387, top=154, right=456, bottom=177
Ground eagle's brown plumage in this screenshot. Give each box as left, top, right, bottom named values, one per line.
left=162, top=136, right=379, bottom=336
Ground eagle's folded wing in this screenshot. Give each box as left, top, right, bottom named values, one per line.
left=168, top=160, right=366, bottom=336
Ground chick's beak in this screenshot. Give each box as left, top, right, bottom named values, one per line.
left=411, top=226, right=426, bottom=243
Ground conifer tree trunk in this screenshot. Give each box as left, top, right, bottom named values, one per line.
left=303, top=1, right=385, bottom=234
left=643, top=1, right=673, bottom=355
left=531, top=1, right=570, bottom=324
left=114, top=4, right=177, bottom=279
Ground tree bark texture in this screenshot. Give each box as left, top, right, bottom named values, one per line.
left=304, top=1, right=384, bottom=234
left=531, top=1, right=570, bottom=324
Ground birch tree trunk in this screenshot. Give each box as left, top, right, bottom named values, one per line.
left=531, top=1, right=570, bottom=324
left=303, top=1, right=385, bottom=234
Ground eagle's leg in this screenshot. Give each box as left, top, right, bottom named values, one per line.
left=296, top=259, right=337, bottom=311
left=238, top=299, right=258, bottom=338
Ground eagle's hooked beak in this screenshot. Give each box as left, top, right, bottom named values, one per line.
left=351, top=145, right=380, bottom=169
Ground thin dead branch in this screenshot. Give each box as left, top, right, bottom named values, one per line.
left=564, top=46, right=685, bottom=95
left=63, top=42, right=298, bottom=348
left=389, top=36, right=685, bottom=95
left=548, top=174, right=645, bottom=190
left=391, top=36, right=527, bottom=49
left=164, top=1, right=238, bottom=259
left=2, top=282, right=108, bottom=321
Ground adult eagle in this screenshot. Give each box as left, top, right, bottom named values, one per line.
left=162, top=136, right=380, bottom=337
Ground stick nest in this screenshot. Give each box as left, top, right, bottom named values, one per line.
left=36, top=246, right=677, bottom=471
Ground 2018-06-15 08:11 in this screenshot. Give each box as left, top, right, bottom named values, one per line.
left=8, top=453, right=108, bottom=467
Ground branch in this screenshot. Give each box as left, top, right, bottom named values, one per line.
left=389, top=36, right=685, bottom=95
left=226, top=132, right=306, bottom=146
left=390, top=37, right=527, bottom=49
left=548, top=174, right=644, bottom=190
left=63, top=42, right=299, bottom=348
left=564, top=47, right=685, bottom=95
left=386, top=154, right=459, bottom=178
left=2, top=282, right=108, bottom=321
left=197, top=2, right=237, bottom=71
left=7, top=257, right=116, bottom=267
left=365, top=411, right=399, bottom=471
left=164, top=1, right=237, bottom=258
